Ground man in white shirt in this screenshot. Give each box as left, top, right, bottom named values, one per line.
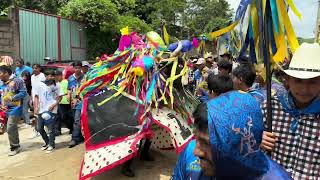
left=29, top=64, right=46, bottom=139
left=31, top=64, right=46, bottom=101
left=34, top=78, right=63, bottom=153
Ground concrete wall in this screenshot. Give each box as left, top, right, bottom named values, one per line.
left=0, top=8, right=19, bottom=60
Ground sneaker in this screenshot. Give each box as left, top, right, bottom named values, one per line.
left=28, top=129, right=40, bottom=139
left=8, top=147, right=22, bottom=156
left=45, top=146, right=54, bottom=153
left=41, top=144, right=49, bottom=151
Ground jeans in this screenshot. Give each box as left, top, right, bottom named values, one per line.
left=7, top=116, right=20, bottom=149
left=22, top=94, right=30, bottom=124
left=37, top=113, right=56, bottom=147
left=71, top=109, right=84, bottom=142
left=55, top=104, right=73, bottom=134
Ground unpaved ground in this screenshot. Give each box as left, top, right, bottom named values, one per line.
left=0, top=125, right=177, bottom=180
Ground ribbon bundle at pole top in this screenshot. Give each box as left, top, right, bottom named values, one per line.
left=210, top=0, right=301, bottom=131
left=211, top=0, right=300, bottom=65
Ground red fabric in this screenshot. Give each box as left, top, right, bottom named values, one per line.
left=0, top=110, right=7, bottom=134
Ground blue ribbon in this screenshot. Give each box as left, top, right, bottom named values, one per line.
left=235, top=0, right=252, bottom=21
left=268, top=15, right=277, bottom=55
left=270, top=0, right=279, bottom=34
left=248, top=18, right=257, bottom=64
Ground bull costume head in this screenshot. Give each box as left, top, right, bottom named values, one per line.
left=78, top=29, right=199, bottom=179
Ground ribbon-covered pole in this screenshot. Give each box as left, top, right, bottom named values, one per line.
left=262, top=0, right=273, bottom=132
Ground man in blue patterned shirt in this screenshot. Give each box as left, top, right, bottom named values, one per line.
left=68, top=62, right=84, bottom=148
left=0, top=65, right=27, bottom=156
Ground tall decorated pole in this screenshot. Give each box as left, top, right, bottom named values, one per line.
left=262, top=1, right=273, bottom=132
left=210, top=0, right=301, bottom=131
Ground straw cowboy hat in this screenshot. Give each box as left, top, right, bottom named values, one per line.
left=196, top=58, right=205, bottom=65
left=284, top=43, right=320, bottom=79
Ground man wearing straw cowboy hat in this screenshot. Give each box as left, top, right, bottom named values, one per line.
left=261, top=43, right=320, bottom=180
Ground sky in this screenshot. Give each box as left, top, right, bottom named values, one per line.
left=226, top=0, right=319, bottom=38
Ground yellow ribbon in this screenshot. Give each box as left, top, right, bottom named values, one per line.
left=165, top=59, right=188, bottom=108
left=251, top=4, right=259, bottom=46
left=97, top=85, right=126, bottom=106
left=163, top=25, right=170, bottom=45
left=210, top=21, right=239, bottom=38
left=286, top=0, right=302, bottom=19
left=157, top=74, right=168, bottom=105
left=277, top=0, right=299, bottom=53
left=273, top=25, right=287, bottom=64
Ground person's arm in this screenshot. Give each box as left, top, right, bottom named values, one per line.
left=11, top=80, right=27, bottom=101
left=40, top=73, right=46, bottom=82
left=34, top=95, right=39, bottom=115
left=11, top=91, right=26, bottom=101
left=49, top=86, right=63, bottom=111
left=67, top=78, right=73, bottom=104
left=49, top=96, right=62, bottom=112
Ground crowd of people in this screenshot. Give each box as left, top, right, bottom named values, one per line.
left=171, top=43, right=320, bottom=180
left=0, top=42, right=319, bottom=180
left=0, top=59, right=90, bottom=155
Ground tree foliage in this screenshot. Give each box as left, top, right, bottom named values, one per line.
left=11, top=0, right=69, bottom=14
left=59, top=0, right=232, bottom=58
left=59, top=0, right=153, bottom=58
left=59, top=0, right=119, bottom=27
left=184, top=0, right=233, bottom=36
left=1, top=0, right=232, bottom=58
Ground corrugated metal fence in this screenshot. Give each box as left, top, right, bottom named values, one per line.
left=19, top=9, right=86, bottom=65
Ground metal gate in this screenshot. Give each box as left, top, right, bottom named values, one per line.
left=18, top=8, right=86, bottom=65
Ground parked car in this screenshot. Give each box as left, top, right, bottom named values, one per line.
left=41, top=57, right=95, bottom=79
left=41, top=58, right=75, bottom=79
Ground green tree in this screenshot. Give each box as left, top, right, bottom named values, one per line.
left=184, top=0, right=232, bottom=37
left=112, top=15, right=152, bottom=33
left=59, top=0, right=119, bottom=27
left=1, top=0, right=69, bottom=17
left=111, top=0, right=136, bottom=14
left=58, top=0, right=232, bottom=58
left=127, top=0, right=187, bottom=41
left=59, top=0, right=153, bottom=58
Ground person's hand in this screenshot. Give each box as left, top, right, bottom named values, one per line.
left=261, top=131, right=278, bottom=152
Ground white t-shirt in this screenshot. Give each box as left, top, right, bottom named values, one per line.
left=31, top=73, right=46, bottom=100
left=34, top=82, right=63, bottom=114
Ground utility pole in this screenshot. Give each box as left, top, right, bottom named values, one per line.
left=316, top=0, right=320, bottom=43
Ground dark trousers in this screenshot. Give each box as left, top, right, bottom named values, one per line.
left=55, top=104, right=74, bottom=134
left=71, top=109, right=84, bottom=142
left=37, top=113, right=56, bottom=147
left=123, top=138, right=152, bottom=169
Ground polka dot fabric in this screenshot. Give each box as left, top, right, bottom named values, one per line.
left=151, top=124, right=175, bottom=150
left=151, top=107, right=194, bottom=153
left=80, top=136, right=140, bottom=179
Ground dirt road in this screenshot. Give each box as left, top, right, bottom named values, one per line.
left=0, top=126, right=177, bottom=180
